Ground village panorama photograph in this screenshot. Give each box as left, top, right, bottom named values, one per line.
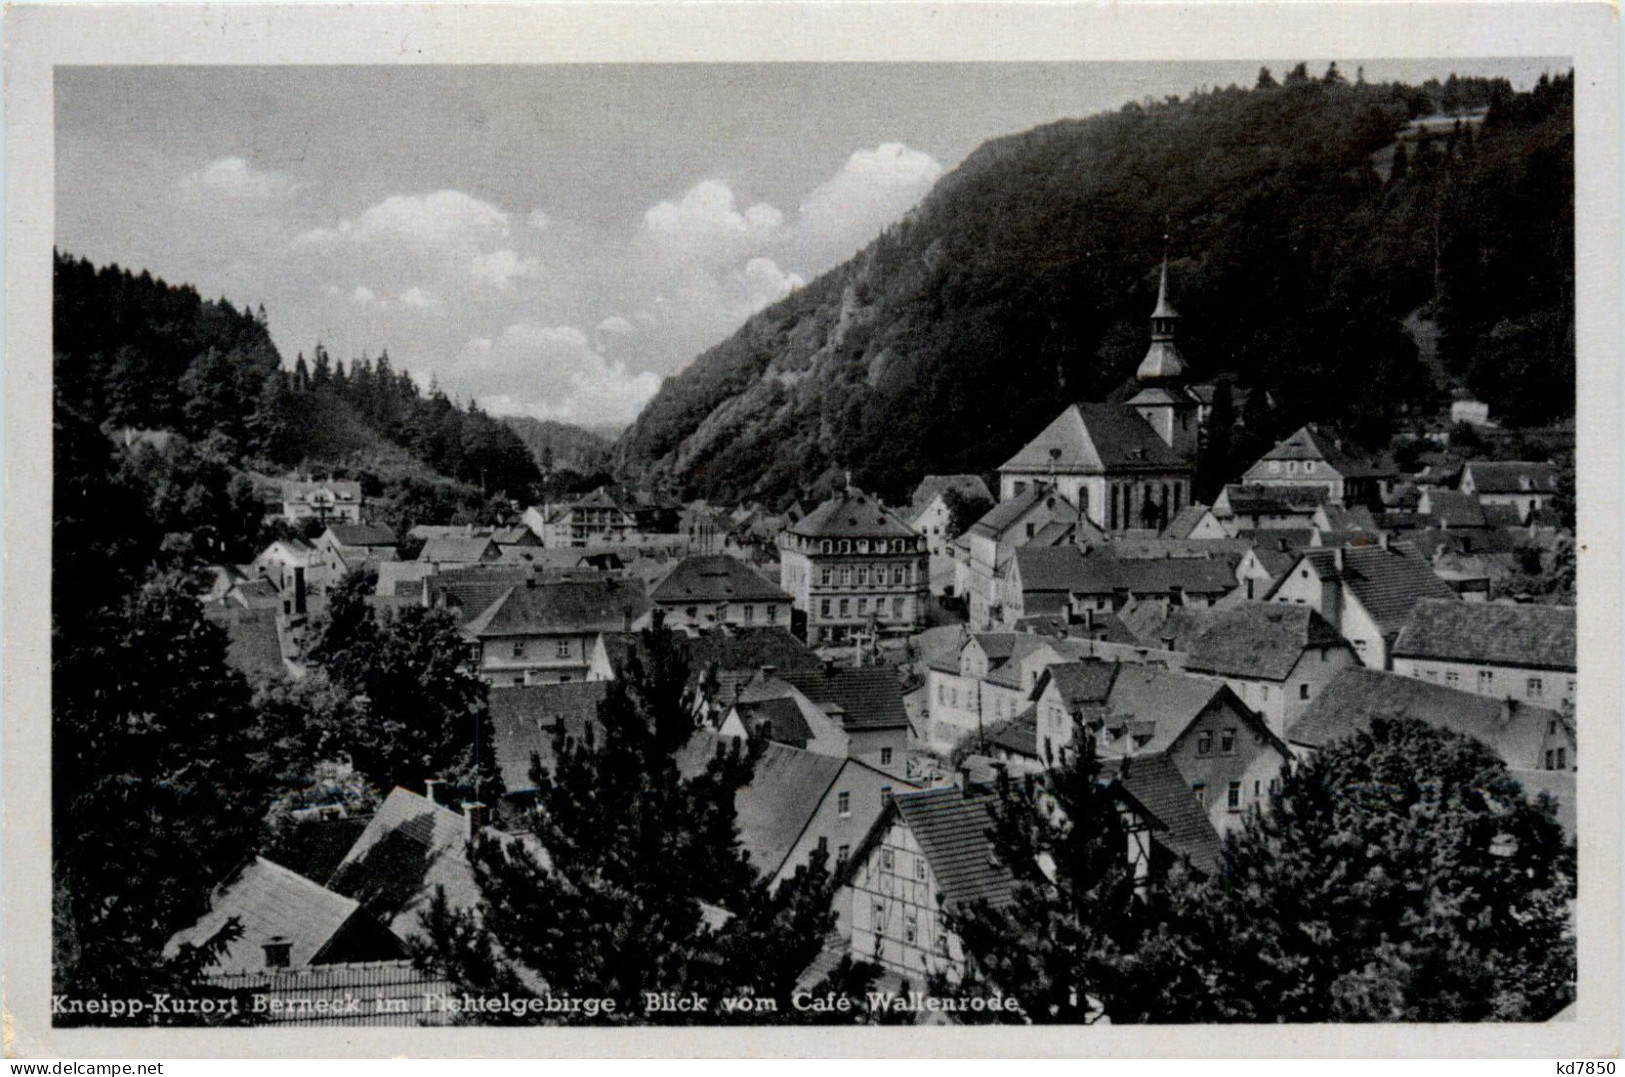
left=50, top=59, right=1578, bottom=1027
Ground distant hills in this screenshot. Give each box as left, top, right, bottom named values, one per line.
left=613, top=68, right=1574, bottom=506
left=501, top=416, right=614, bottom=477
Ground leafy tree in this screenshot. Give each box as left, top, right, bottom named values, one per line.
left=418, top=621, right=845, bottom=1022
left=1136, top=718, right=1575, bottom=1022
left=940, top=483, right=996, bottom=537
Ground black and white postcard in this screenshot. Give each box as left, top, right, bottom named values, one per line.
left=3, top=1, right=1619, bottom=1059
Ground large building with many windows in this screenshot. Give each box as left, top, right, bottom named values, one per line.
left=778, top=486, right=928, bottom=644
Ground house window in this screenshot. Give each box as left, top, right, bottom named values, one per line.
left=1556, top=748, right=1567, bottom=769
left=1192, top=783, right=1206, bottom=807
left=1270, top=778, right=1281, bottom=795
left=938, top=684, right=946, bottom=704
left=858, top=567, right=870, bottom=586
left=916, top=857, right=927, bottom=881
left=512, top=642, right=525, bottom=658
left=821, top=568, right=833, bottom=586
left=1477, top=670, right=1494, bottom=693
left=858, top=541, right=871, bottom=555
left=1299, top=683, right=1311, bottom=700
left=1287, top=461, right=1298, bottom=473
left=1261, top=686, right=1270, bottom=702
left=840, top=599, right=850, bottom=617
left=685, top=606, right=698, bottom=619
left=1227, top=782, right=1241, bottom=811
left=858, top=598, right=868, bottom=615
left=905, top=915, right=918, bottom=945
left=1254, top=780, right=1262, bottom=798
left=1549, top=719, right=1558, bottom=735
left=1269, top=462, right=1281, bottom=474
left=822, top=541, right=832, bottom=554
left=880, top=748, right=893, bottom=766
left=836, top=844, right=850, bottom=866
left=1026, top=523, right=1036, bottom=539
left=840, top=541, right=851, bottom=554
left=1305, top=461, right=1316, bottom=473
left=821, top=599, right=832, bottom=618
left=936, top=936, right=950, bottom=957
left=893, top=566, right=905, bottom=585
left=1220, top=728, right=1236, bottom=754
left=556, top=640, right=570, bottom=658
left=837, top=792, right=851, bottom=816
left=768, top=605, right=779, bottom=623
left=872, top=900, right=887, bottom=934
left=840, top=567, right=851, bottom=586
left=1197, top=731, right=1213, bottom=756
left=893, top=597, right=905, bottom=619
left=1545, top=749, right=1555, bottom=770
left=1446, top=671, right=1460, bottom=686
left=882, top=848, right=894, bottom=870
left=1527, top=677, right=1543, bottom=698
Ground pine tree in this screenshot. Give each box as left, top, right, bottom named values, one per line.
left=418, top=620, right=842, bottom=1022
left=942, top=740, right=1161, bottom=1023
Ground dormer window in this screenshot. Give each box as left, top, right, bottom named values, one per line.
left=1305, top=461, right=1316, bottom=473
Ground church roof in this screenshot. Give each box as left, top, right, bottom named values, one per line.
left=999, top=403, right=1188, bottom=476
left=788, top=488, right=917, bottom=540
left=1150, top=261, right=1180, bottom=320
left=1136, top=341, right=1188, bottom=382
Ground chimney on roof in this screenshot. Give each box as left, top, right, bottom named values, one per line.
left=760, top=665, right=777, bottom=682
left=1333, top=547, right=1345, bottom=573
left=293, top=566, right=307, bottom=616
left=958, top=764, right=972, bottom=789
left=525, top=565, right=537, bottom=589
left=1379, top=531, right=1392, bottom=551
left=262, top=936, right=292, bottom=969
left=462, top=801, right=488, bottom=839
left=424, top=778, right=445, bottom=805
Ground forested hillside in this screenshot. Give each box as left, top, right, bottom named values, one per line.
left=54, top=253, right=544, bottom=542
left=502, top=415, right=614, bottom=476
left=614, top=68, right=1574, bottom=505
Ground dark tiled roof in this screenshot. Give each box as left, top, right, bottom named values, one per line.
left=736, top=697, right=814, bottom=749
left=1251, top=424, right=1388, bottom=477
left=1102, top=666, right=1230, bottom=754
left=1162, top=504, right=1210, bottom=539
left=325, top=523, right=396, bottom=547
left=488, top=682, right=611, bottom=792
left=1286, top=668, right=1563, bottom=770
left=418, top=535, right=500, bottom=564
left=1393, top=598, right=1575, bottom=672
left=781, top=667, right=909, bottom=731
left=462, top=577, right=650, bottom=639
left=968, top=483, right=1075, bottom=539
left=1182, top=603, right=1345, bottom=682
left=1464, top=461, right=1557, bottom=495
left=204, top=607, right=287, bottom=679
left=988, top=709, right=1039, bottom=759
left=1297, top=543, right=1458, bottom=636
left=651, top=554, right=790, bottom=604
left=999, top=403, right=1188, bottom=474
left=1038, top=660, right=1120, bottom=707
left=425, top=565, right=532, bottom=626
left=1422, top=489, right=1488, bottom=529
left=1481, top=504, right=1525, bottom=528
left=788, top=488, right=917, bottom=540
left=165, top=857, right=394, bottom=975
left=892, top=788, right=1015, bottom=909
left=676, top=733, right=845, bottom=879
left=1104, top=754, right=1222, bottom=875
left=1013, top=545, right=1090, bottom=592
left=328, top=788, right=539, bottom=943
left=1221, top=484, right=1329, bottom=515
left=680, top=627, right=823, bottom=700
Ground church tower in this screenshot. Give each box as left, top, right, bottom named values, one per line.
left=1129, top=261, right=1199, bottom=459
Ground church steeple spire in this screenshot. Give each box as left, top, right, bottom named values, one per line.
left=1136, top=258, right=1188, bottom=383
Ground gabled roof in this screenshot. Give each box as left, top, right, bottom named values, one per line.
left=1181, top=603, right=1347, bottom=682
left=1287, top=668, right=1564, bottom=770
left=735, top=696, right=814, bottom=749
left=1463, top=460, right=1557, bottom=495
left=462, top=577, right=650, bottom=639
left=650, top=555, right=790, bottom=604
left=999, top=403, right=1188, bottom=475
left=680, top=627, right=823, bottom=700
left=1393, top=598, right=1575, bottom=672
left=204, top=607, right=288, bottom=680
left=675, top=733, right=846, bottom=880
left=1421, top=489, right=1488, bottom=529
left=487, top=682, right=611, bottom=793
left=781, top=666, right=909, bottom=731
left=988, top=709, right=1040, bottom=760
left=891, top=788, right=1015, bottom=910
left=418, top=535, right=500, bottom=564
left=328, top=788, right=538, bottom=943
left=1162, top=504, right=1210, bottom=539
left=788, top=488, right=917, bottom=540
left=909, top=474, right=993, bottom=518
left=324, top=523, right=396, bottom=547
left=1012, top=545, right=1091, bottom=592
left=968, top=483, right=1076, bottom=540
left=165, top=857, right=397, bottom=975
left=1250, top=425, right=1363, bottom=472
left=1101, top=665, right=1234, bottom=754
left=1034, top=660, right=1119, bottom=707
left=1104, top=754, right=1223, bottom=876
left=425, top=565, right=533, bottom=627
left=1293, top=543, right=1458, bottom=636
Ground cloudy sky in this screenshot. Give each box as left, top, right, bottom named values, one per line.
left=57, top=60, right=1561, bottom=431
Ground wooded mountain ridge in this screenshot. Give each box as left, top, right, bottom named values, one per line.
left=613, top=67, right=1575, bottom=506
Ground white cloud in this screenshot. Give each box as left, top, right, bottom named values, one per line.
left=638, top=179, right=783, bottom=269
left=349, top=285, right=378, bottom=306
left=468, top=249, right=542, bottom=288
left=738, top=257, right=804, bottom=311
left=796, top=142, right=942, bottom=266
left=597, top=315, right=635, bottom=336
left=296, top=189, right=511, bottom=252
left=399, top=286, right=438, bottom=309
left=184, top=156, right=296, bottom=199
left=455, top=323, right=662, bottom=426
left=527, top=208, right=552, bottom=232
